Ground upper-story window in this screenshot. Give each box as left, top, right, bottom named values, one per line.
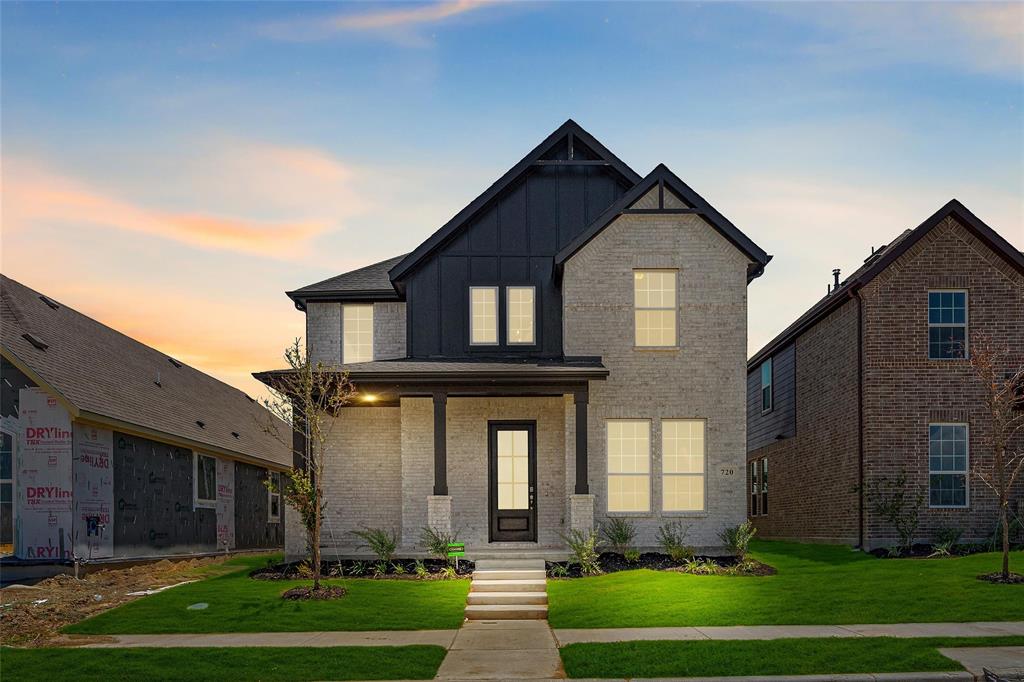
left=929, top=423, right=968, bottom=508
left=343, top=304, right=374, bottom=363
left=761, top=358, right=773, bottom=413
left=506, top=286, right=535, bottom=345
left=928, top=290, right=967, bottom=359
left=634, top=270, right=677, bottom=348
left=470, top=286, right=498, bottom=345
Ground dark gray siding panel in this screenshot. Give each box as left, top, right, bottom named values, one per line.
left=747, top=343, right=796, bottom=451
left=113, top=433, right=216, bottom=557
left=233, top=461, right=284, bottom=550
left=404, top=164, right=629, bottom=359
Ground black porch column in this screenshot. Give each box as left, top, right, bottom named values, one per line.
left=433, top=391, right=448, bottom=496
left=574, top=390, right=589, bottom=495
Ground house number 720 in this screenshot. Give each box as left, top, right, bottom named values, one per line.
left=720, top=468, right=735, bottom=476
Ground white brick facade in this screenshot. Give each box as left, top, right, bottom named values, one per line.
left=305, top=301, right=406, bottom=366
left=563, top=213, right=751, bottom=550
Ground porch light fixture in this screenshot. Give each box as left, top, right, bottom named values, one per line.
left=362, top=394, right=377, bottom=403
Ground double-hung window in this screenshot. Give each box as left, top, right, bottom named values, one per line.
left=634, top=270, right=677, bottom=347
left=749, top=461, right=759, bottom=516
left=470, top=287, right=498, bottom=345
left=760, top=457, right=768, bottom=515
left=928, top=291, right=967, bottom=359
left=607, top=420, right=650, bottom=512
left=662, top=420, right=705, bottom=512
left=268, top=471, right=281, bottom=522
left=506, top=286, right=535, bottom=345
left=761, top=358, right=773, bottom=413
left=929, top=424, right=968, bottom=507
left=342, top=304, right=374, bottom=363
left=194, top=453, right=217, bottom=508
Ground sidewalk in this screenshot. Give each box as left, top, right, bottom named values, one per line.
left=76, top=620, right=1024, bottom=648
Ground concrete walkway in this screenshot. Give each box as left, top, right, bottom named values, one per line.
left=940, top=645, right=1024, bottom=679
left=554, top=621, right=1024, bottom=645
left=434, top=620, right=563, bottom=680
left=81, top=630, right=458, bottom=648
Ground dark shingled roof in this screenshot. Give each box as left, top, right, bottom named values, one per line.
left=747, top=199, right=1024, bottom=369
left=287, top=255, right=405, bottom=308
left=1, top=274, right=290, bottom=468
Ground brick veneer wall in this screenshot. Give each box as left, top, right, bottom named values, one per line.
left=860, top=216, right=1024, bottom=548
left=563, top=212, right=750, bottom=550
left=747, top=298, right=861, bottom=544
left=305, top=301, right=407, bottom=365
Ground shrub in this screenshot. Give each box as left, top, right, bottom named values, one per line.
left=391, top=562, right=406, bottom=575
left=549, top=563, right=569, bottom=578
left=624, top=548, right=641, bottom=563
left=420, top=526, right=460, bottom=565
left=438, top=565, right=457, bottom=580
left=563, top=529, right=602, bottom=576
left=600, top=517, right=637, bottom=555
left=372, top=560, right=389, bottom=577
left=413, top=560, right=429, bottom=579
left=719, top=521, right=757, bottom=560
left=350, top=526, right=398, bottom=563
left=930, top=527, right=963, bottom=558
left=347, top=560, right=367, bottom=576
left=859, top=473, right=924, bottom=553
left=657, top=521, right=694, bottom=563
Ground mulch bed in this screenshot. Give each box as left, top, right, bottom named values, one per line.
left=546, top=552, right=775, bottom=578
left=977, top=572, right=1024, bottom=585
left=281, top=586, right=348, bottom=600
left=870, top=543, right=1023, bottom=559
left=251, top=558, right=474, bottom=581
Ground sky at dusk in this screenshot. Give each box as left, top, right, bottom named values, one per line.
left=2, top=1, right=1022, bottom=400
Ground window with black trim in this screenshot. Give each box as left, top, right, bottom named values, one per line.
left=195, top=453, right=216, bottom=508
left=760, top=457, right=768, bottom=515
left=268, top=471, right=281, bottom=522
left=749, top=461, right=759, bottom=516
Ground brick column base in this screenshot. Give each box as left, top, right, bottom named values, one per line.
left=569, top=494, right=595, bottom=535
left=427, top=495, right=453, bottom=535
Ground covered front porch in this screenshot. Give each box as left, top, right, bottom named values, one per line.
left=299, top=359, right=607, bottom=561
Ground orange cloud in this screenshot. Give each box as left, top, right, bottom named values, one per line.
left=2, top=157, right=324, bottom=258
left=259, top=0, right=489, bottom=42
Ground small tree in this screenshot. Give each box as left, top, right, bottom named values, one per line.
left=259, top=339, right=355, bottom=591
left=965, top=335, right=1024, bottom=580
left=862, top=472, right=924, bottom=555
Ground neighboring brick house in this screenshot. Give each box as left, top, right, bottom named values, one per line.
left=257, top=120, right=771, bottom=559
left=745, top=201, right=1024, bottom=549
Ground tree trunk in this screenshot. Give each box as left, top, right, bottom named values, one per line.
left=1002, top=501, right=1011, bottom=580
left=313, top=492, right=322, bottom=591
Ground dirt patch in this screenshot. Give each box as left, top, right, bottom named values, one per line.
left=977, top=572, right=1024, bottom=585
left=0, top=555, right=243, bottom=648
left=281, top=585, right=348, bottom=600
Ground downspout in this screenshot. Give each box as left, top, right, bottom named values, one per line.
left=854, top=290, right=865, bottom=550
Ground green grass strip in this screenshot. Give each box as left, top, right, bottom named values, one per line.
left=65, top=555, right=469, bottom=634
left=559, top=636, right=1024, bottom=678
left=1, top=645, right=448, bottom=681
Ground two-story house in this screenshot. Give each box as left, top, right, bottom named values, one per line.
left=258, top=120, right=770, bottom=559
left=745, top=200, right=1024, bottom=549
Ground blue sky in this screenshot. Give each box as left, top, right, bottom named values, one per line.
left=2, top=1, right=1021, bottom=397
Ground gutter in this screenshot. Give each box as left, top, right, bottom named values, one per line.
left=855, top=290, right=865, bottom=550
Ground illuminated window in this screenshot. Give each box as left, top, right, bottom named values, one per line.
left=470, top=287, right=498, bottom=345
left=607, top=420, right=650, bottom=512
left=928, top=291, right=967, bottom=359
left=343, top=304, right=374, bottom=363
left=268, top=471, right=281, bottom=522
left=497, top=430, right=530, bottom=510
left=195, top=453, right=217, bottom=508
left=662, top=420, right=705, bottom=511
left=634, top=270, right=677, bottom=347
left=929, top=424, right=968, bottom=507
left=506, top=286, right=535, bottom=345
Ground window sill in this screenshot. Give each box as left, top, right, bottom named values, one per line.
left=661, top=511, right=709, bottom=518
left=194, top=500, right=216, bottom=510
left=633, top=346, right=680, bottom=352
left=928, top=505, right=969, bottom=510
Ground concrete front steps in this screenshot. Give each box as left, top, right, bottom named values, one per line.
left=465, top=558, right=547, bottom=620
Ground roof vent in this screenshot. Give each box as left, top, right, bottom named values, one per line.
left=168, top=357, right=183, bottom=368
left=154, top=370, right=162, bottom=388
left=195, top=420, right=205, bottom=429
left=22, top=333, right=48, bottom=351
left=38, top=295, right=60, bottom=310
left=231, top=431, right=240, bottom=439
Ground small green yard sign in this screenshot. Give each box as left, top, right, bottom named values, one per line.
left=446, top=542, right=465, bottom=558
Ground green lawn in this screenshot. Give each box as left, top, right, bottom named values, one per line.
left=549, top=540, right=1024, bottom=628
left=1, top=646, right=447, bottom=681
left=559, top=636, right=1024, bottom=678
left=66, top=555, right=469, bottom=634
